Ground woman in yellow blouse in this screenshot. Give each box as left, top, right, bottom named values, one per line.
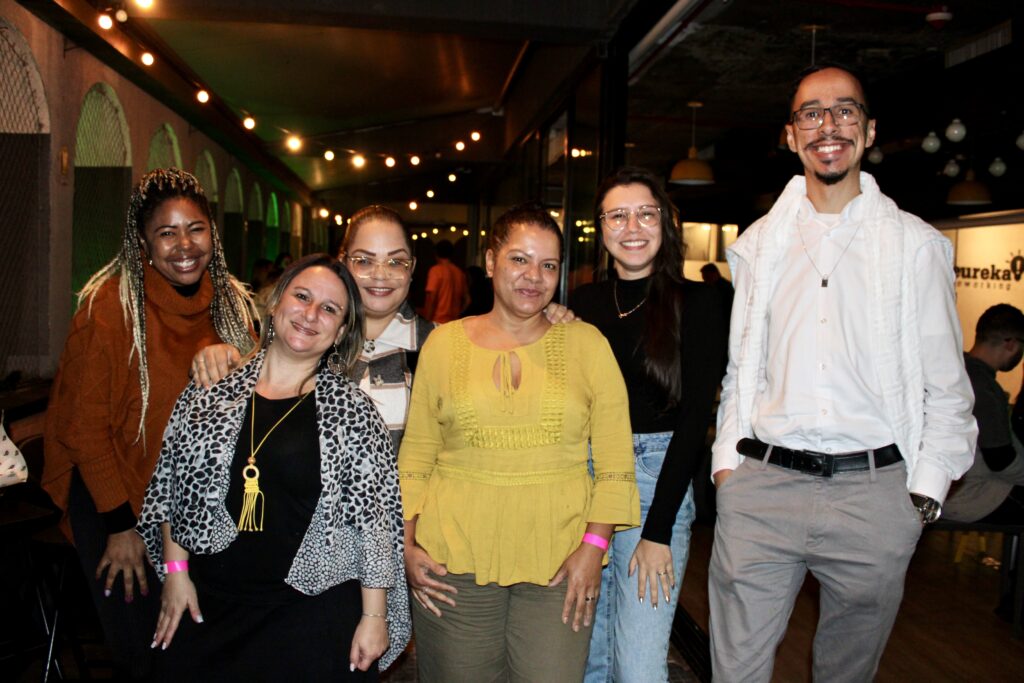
left=398, top=203, right=640, bottom=683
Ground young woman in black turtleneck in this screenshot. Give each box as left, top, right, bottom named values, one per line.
left=571, top=167, right=728, bottom=683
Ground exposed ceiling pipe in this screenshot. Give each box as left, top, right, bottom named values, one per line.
left=628, top=0, right=714, bottom=85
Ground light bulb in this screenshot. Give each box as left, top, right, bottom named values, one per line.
left=323, top=149, right=335, bottom=161
left=352, top=154, right=366, bottom=168
left=286, top=135, right=302, bottom=151
left=98, top=14, right=113, bottom=30
left=455, top=141, right=466, bottom=151
left=921, top=131, right=941, bottom=154
left=432, top=228, right=439, bottom=235
left=945, top=118, right=966, bottom=142
left=410, top=155, right=421, bottom=166
left=409, top=201, right=418, bottom=211
left=334, top=214, right=343, bottom=226
left=988, top=157, right=1007, bottom=177
left=448, top=173, right=456, bottom=182
left=462, top=229, right=470, bottom=236
left=867, top=147, right=883, bottom=164
left=470, top=131, right=481, bottom=142
left=426, top=190, right=434, bottom=198
left=412, top=234, right=419, bottom=241
left=421, top=232, right=428, bottom=238
left=242, top=116, right=256, bottom=130
left=135, top=0, right=154, bottom=8
left=196, top=89, right=210, bottom=104
left=115, top=9, right=128, bottom=22
left=141, top=52, right=155, bottom=66
left=385, top=157, right=396, bottom=168
left=318, top=208, right=329, bottom=219
left=943, top=159, right=961, bottom=177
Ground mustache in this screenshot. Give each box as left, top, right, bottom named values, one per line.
left=805, top=134, right=853, bottom=150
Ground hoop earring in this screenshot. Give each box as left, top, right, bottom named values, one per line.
left=327, top=343, right=344, bottom=375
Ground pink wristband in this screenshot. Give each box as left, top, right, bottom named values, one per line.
left=165, top=560, right=189, bottom=574
left=582, top=533, right=609, bottom=551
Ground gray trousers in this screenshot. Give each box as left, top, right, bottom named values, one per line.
left=412, top=572, right=593, bottom=683
left=708, top=456, right=923, bottom=682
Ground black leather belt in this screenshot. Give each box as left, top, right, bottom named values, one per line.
left=736, top=438, right=902, bottom=478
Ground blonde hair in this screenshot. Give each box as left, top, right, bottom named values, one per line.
left=78, top=168, right=256, bottom=442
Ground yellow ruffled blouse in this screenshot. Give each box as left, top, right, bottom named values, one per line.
left=398, top=320, right=640, bottom=587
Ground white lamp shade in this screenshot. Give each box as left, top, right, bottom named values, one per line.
left=921, top=131, right=941, bottom=154
left=945, top=118, right=966, bottom=142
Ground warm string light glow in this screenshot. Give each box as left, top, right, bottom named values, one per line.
left=195, top=89, right=210, bottom=104
left=455, top=141, right=466, bottom=151
left=323, top=149, right=335, bottom=161
left=135, top=0, right=154, bottom=8
left=385, top=156, right=396, bottom=168
left=426, top=190, right=435, bottom=198
left=98, top=14, right=114, bottom=30
left=470, top=131, right=481, bottom=142
left=242, top=116, right=256, bottom=130
left=448, top=173, right=457, bottom=182
left=318, top=208, right=329, bottom=219
left=286, top=135, right=302, bottom=151
left=334, top=214, right=343, bottom=226
left=352, top=154, right=366, bottom=168
left=115, top=9, right=129, bottom=23
left=141, top=52, right=155, bottom=66
left=412, top=234, right=419, bottom=241
left=409, top=201, right=418, bottom=211
left=410, top=155, right=421, bottom=166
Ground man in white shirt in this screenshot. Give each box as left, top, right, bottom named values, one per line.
left=708, top=64, right=977, bottom=683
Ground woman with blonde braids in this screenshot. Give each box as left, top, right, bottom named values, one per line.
left=43, top=168, right=256, bottom=679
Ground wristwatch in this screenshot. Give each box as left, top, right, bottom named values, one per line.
left=910, top=494, right=942, bottom=524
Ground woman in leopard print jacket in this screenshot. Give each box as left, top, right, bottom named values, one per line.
left=138, top=254, right=409, bottom=680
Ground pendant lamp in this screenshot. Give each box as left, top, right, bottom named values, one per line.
left=670, top=102, right=714, bottom=185
left=947, top=169, right=991, bottom=206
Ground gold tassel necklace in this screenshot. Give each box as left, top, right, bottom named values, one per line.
left=237, top=388, right=314, bottom=532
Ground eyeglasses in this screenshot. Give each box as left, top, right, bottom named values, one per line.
left=598, top=205, right=662, bottom=231
left=345, top=255, right=414, bottom=279
left=790, top=102, right=866, bottom=130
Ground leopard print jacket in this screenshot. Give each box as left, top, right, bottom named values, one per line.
left=137, top=350, right=410, bottom=669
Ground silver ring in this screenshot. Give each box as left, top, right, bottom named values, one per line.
left=584, top=596, right=595, bottom=602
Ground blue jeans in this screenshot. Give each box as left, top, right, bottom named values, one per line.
left=585, top=432, right=696, bottom=683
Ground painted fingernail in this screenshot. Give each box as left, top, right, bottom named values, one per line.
left=104, top=589, right=111, bottom=598
left=162, top=642, right=168, bottom=650
left=150, top=640, right=158, bottom=649
left=653, top=604, right=658, bottom=610
left=349, top=664, right=356, bottom=672
left=197, top=615, right=204, bottom=623
left=639, top=596, right=644, bottom=603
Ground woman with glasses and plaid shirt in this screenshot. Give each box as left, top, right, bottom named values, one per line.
left=570, top=167, right=729, bottom=683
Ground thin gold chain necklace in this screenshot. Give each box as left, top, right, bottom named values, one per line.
left=237, top=388, right=313, bottom=532
left=613, top=280, right=648, bottom=319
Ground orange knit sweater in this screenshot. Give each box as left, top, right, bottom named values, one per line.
left=43, top=264, right=220, bottom=537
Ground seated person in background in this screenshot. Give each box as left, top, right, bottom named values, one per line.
left=944, top=304, right=1024, bottom=621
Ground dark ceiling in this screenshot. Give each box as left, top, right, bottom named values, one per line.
left=40, top=0, right=1024, bottom=225
left=629, top=0, right=1024, bottom=225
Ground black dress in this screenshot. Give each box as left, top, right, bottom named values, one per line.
left=154, top=393, right=376, bottom=682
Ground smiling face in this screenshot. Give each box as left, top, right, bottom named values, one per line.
left=485, top=222, right=561, bottom=319
left=599, top=183, right=663, bottom=280
left=270, top=265, right=349, bottom=359
left=786, top=67, right=876, bottom=188
left=342, top=218, right=414, bottom=324
left=140, top=197, right=213, bottom=286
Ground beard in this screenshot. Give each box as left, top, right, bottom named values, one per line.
left=814, top=168, right=850, bottom=185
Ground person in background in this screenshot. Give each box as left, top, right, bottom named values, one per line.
left=43, top=168, right=256, bottom=679
left=139, top=254, right=410, bottom=680
left=421, top=239, right=468, bottom=323
left=944, top=304, right=1024, bottom=621
left=399, top=204, right=639, bottom=682
left=708, top=64, right=977, bottom=682
left=572, top=167, right=728, bottom=683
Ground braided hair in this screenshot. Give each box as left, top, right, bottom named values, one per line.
left=78, top=168, right=256, bottom=442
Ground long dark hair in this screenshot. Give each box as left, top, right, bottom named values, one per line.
left=595, top=166, right=685, bottom=403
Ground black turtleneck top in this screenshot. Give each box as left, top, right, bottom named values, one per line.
left=570, top=276, right=728, bottom=543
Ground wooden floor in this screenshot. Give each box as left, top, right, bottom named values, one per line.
left=679, top=522, right=1024, bottom=682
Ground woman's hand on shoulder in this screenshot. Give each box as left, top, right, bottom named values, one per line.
left=629, top=538, right=674, bottom=609
left=548, top=541, right=604, bottom=632
left=190, top=343, right=242, bottom=389
left=349, top=615, right=388, bottom=672
left=543, top=303, right=577, bottom=324
left=404, top=543, right=457, bottom=617
left=151, top=571, right=202, bottom=650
